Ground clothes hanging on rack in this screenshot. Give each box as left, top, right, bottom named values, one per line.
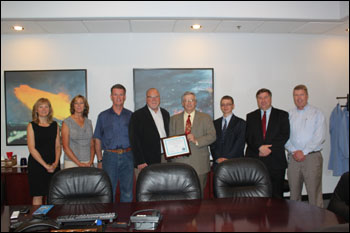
left=336, top=94, right=349, bottom=110
left=328, top=104, right=349, bottom=176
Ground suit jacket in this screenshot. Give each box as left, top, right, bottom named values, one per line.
left=245, top=107, right=290, bottom=170
left=169, top=110, right=216, bottom=175
left=129, top=105, right=170, bottom=167
left=210, top=114, right=246, bottom=164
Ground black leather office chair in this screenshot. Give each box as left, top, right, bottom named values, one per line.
left=1, top=180, right=5, bottom=206
left=327, top=172, right=349, bottom=222
left=213, top=158, right=272, bottom=198
left=48, top=167, right=113, bottom=204
left=136, top=163, right=201, bottom=202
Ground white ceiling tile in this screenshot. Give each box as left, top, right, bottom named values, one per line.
left=326, top=20, right=349, bottom=36
left=83, top=20, right=130, bottom=33
left=131, top=20, right=175, bottom=32
left=37, top=21, right=88, bottom=33
left=1, top=21, right=46, bottom=34
left=1, top=18, right=349, bottom=35
left=254, top=21, right=307, bottom=33
left=173, top=20, right=221, bottom=32
left=215, top=21, right=263, bottom=33
left=293, top=22, right=344, bottom=34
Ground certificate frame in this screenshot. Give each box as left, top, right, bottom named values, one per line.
left=161, top=134, right=191, bottom=160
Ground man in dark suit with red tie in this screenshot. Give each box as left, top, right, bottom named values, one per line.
left=245, top=88, right=290, bottom=199
left=210, top=96, right=246, bottom=168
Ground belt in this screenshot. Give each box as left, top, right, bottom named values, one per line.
left=308, top=151, right=321, bottom=155
left=106, top=147, right=132, bottom=154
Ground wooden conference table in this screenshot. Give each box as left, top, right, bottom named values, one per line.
left=1, top=197, right=345, bottom=232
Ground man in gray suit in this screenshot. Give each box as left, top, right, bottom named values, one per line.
left=169, top=92, right=216, bottom=193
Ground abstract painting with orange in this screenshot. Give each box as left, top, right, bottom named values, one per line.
left=5, top=70, right=86, bottom=145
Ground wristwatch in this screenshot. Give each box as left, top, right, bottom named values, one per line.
left=97, top=159, right=103, bottom=163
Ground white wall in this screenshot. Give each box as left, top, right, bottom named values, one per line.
left=1, top=32, right=349, bottom=194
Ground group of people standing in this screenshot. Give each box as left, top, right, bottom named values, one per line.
left=27, top=83, right=326, bottom=209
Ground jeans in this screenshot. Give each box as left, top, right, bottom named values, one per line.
left=102, top=150, right=134, bottom=202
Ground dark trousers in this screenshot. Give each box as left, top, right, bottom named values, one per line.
left=269, top=169, right=286, bottom=199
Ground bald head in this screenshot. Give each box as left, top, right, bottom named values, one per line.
left=146, top=88, right=160, bottom=111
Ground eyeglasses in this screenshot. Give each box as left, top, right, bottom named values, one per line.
left=147, top=96, right=160, bottom=99
left=221, top=104, right=233, bottom=107
left=183, top=99, right=196, bottom=103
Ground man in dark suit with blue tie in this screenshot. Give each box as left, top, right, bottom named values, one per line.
left=210, top=96, right=246, bottom=168
left=245, top=88, right=290, bottom=199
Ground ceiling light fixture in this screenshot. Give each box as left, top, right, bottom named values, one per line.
left=13, top=26, right=24, bottom=31
left=191, top=24, right=202, bottom=30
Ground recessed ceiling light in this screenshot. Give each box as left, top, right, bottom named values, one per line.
left=191, top=24, right=202, bottom=30
left=12, top=26, right=24, bottom=31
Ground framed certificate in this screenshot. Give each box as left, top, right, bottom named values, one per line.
left=161, top=135, right=191, bottom=159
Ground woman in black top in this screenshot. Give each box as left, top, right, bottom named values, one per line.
left=27, top=98, right=61, bottom=205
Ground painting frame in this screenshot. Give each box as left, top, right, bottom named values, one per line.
left=133, top=68, right=214, bottom=118
left=4, top=69, right=87, bottom=146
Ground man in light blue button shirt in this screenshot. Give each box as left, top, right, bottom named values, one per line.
left=285, top=85, right=326, bottom=208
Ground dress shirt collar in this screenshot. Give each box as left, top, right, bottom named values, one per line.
left=108, top=107, right=126, bottom=116
left=260, top=107, right=272, bottom=117
left=184, top=110, right=196, bottom=123
left=296, top=103, right=310, bottom=112
left=148, top=106, right=161, bottom=115
left=222, top=113, right=233, bottom=126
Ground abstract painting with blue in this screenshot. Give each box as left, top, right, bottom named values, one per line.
left=133, top=68, right=214, bottom=118
left=5, top=70, right=87, bottom=146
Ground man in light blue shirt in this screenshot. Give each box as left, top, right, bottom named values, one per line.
left=285, top=84, right=326, bottom=208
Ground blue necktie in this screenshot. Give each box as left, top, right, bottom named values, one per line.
left=222, top=119, right=227, bottom=142
left=223, top=119, right=227, bottom=132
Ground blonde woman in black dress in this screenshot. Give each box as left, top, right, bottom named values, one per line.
left=27, top=98, right=61, bottom=205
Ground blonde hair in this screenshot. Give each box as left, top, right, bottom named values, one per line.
left=70, top=95, right=89, bottom=117
left=293, top=84, right=308, bottom=95
left=32, top=98, right=53, bottom=124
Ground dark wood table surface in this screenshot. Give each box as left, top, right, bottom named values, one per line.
left=1, top=197, right=346, bottom=232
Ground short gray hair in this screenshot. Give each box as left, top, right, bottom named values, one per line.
left=182, top=91, right=196, bottom=102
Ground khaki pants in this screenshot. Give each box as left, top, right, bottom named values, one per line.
left=198, top=173, right=208, bottom=198
left=287, top=152, right=323, bottom=208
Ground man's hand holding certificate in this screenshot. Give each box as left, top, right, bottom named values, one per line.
left=186, top=133, right=197, bottom=144
left=161, top=135, right=191, bottom=159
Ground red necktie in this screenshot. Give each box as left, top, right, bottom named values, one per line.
left=262, top=111, right=266, bottom=139
left=185, top=115, right=191, bottom=135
